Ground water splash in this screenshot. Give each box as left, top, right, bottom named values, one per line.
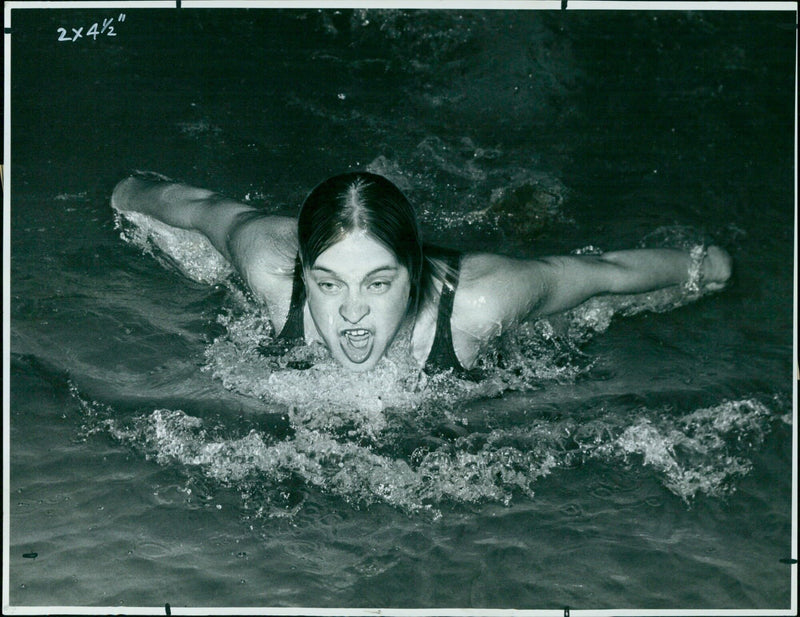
left=592, top=399, right=772, bottom=503
left=72, top=352, right=779, bottom=518
left=114, top=209, right=233, bottom=285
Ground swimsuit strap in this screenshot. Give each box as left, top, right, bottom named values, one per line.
left=424, top=252, right=474, bottom=378
left=275, top=254, right=305, bottom=341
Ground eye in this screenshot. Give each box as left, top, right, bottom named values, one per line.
left=367, top=280, right=391, bottom=293
left=317, top=280, right=342, bottom=294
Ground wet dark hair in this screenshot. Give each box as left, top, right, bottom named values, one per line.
left=297, top=172, right=437, bottom=314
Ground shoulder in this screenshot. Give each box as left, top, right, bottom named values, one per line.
left=227, top=214, right=298, bottom=302
left=228, top=213, right=297, bottom=263
left=451, top=253, right=551, bottom=333
left=414, top=252, right=549, bottom=369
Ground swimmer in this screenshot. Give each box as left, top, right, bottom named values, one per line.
left=111, top=171, right=732, bottom=375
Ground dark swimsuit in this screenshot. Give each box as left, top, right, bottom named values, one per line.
left=273, top=252, right=475, bottom=377
left=420, top=251, right=469, bottom=376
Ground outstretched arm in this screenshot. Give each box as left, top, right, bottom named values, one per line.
left=454, top=246, right=733, bottom=346
left=111, top=174, right=298, bottom=305
left=111, top=174, right=266, bottom=262
left=527, top=246, right=732, bottom=317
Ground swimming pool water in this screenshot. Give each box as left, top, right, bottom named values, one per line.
left=6, top=6, right=796, bottom=612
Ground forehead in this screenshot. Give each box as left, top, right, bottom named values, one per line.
left=311, top=231, right=402, bottom=274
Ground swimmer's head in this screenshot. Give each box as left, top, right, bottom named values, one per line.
left=298, top=172, right=425, bottom=312
left=297, top=173, right=426, bottom=371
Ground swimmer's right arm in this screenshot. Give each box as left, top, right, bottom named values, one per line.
left=111, top=175, right=295, bottom=265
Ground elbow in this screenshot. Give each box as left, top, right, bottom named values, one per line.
left=111, top=176, right=136, bottom=212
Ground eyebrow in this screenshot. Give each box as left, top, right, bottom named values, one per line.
left=310, top=265, right=399, bottom=278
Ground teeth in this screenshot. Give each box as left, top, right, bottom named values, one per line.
left=341, top=328, right=373, bottom=360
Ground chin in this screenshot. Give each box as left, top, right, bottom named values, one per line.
left=344, top=362, right=377, bottom=373
left=331, top=346, right=385, bottom=373
left=337, top=355, right=382, bottom=373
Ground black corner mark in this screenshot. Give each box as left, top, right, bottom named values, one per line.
left=564, top=607, right=570, bottom=617
left=779, top=557, right=797, bottom=564
left=165, top=603, right=171, bottom=616
left=561, top=0, right=568, bottom=9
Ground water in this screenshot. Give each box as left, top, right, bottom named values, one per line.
left=6, top=6, right=796, bottom=612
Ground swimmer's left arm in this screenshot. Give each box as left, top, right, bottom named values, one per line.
left=457, top=246, right=732, bottom=330
left=526, top=246, right=732, bottom=318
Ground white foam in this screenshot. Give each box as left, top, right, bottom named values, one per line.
left=595, top=398, right=771, bottom=502
left=115, top=209, right=233, bottom=285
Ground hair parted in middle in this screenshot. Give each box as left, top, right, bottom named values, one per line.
left=297, top=172, right=439, bottom=315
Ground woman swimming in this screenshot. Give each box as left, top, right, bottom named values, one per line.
left=111, top=171, right=732, bottom=375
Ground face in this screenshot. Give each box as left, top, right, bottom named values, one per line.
left=304, top=231, right=412, bottom=372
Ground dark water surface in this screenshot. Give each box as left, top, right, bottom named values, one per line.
left=6, top=5, right=797, bottom=612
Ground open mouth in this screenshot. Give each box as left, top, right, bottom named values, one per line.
left=339, top=328, right=374, bottom=364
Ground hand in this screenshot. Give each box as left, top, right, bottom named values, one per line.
left=702, top=245, right=733, bottom=290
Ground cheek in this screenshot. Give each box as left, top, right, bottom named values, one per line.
left=396, top=279, right=412, bottom=310
left=377, top=285, right=411, bottom=323
left=307, top=293, right=338, bottom=329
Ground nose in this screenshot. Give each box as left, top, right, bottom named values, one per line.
left=339, top=292, right=370, bottom=324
